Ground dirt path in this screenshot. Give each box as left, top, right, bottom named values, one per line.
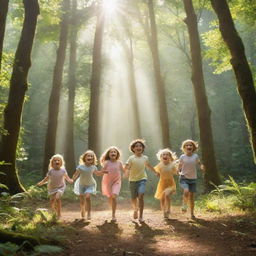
left=57, top=200, right=256, bottom=256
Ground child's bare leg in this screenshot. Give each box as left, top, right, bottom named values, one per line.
left=165, top=192, right=171, bottom=214
left=160, top=195, right=165, bottom=212
left=50, top=194, right=57, bottom=215
left=55, top=192, right=62, bottom=218
left=111, top=195, right=117, bottom=219
left=189, top=192, right=195, bottom=217
left=50, top=196, right=55, bottom=211
left=85, top=193, right=91, bottom=219
left=138, top=194, right=144, bottom=221
left=182, top=189, right=189, bottom=212
left=80, top=195, right=86, bottom=218
left=56, top=198, right=62, bottom=219
left=131, top=198, right=138, bottom=219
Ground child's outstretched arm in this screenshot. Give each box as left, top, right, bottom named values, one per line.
left=145, top=162, right=157, bottom=175
left=94, top=169, right=108, bottom=176
left=123, top=163, right=130, bottom=178
left=72, top=170, right=80, bottom=181
left=37, top=176, right=49, bottom=186
left=64, top=173, right=73, bottom=184
left=173, top=160, right=180, bottom=175
left=197, top=158, right=205, bottom=174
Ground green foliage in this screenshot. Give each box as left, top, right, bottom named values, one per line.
left=0, top=187, right=66, bottom=254
left=33, top=244, right=63, bottom=254
left=198, top=176, right=256, bottom=213
left=0, top=53, right=14, bottom=133
left=0, top=242, right=63, bottom=256
left=229, top=0, right=256, bottom=26
left=202, top=28, right=231, bottom=74
left=0, top=242, right=19, bottom=256
left=36, top=0, right=62, bottom=42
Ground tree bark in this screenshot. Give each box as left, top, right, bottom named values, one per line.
left=0, top=0, right=9, bottom=71
left=183, top=0, right=220, bottom=191
left=88, top=8, right=105, bottom=156
left=64, top=0, right=77, bottom=174
left=210, top=0, right=256, bottom=162
left=42, top=0, right=70, bottom=175
left=0, top=0, right=39, bottom=194
left=147, top=0, right=170, bottom=148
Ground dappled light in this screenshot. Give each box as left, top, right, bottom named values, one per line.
left=1, top=0, right=255, bottom=255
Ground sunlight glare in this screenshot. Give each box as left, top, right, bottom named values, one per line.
left=102, top=0, right=118, bottom=16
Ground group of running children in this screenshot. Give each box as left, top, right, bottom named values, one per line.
left=37, top=139, right=205, bottom=222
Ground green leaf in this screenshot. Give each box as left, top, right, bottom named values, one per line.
left=34, top=245, right=63, bottom=253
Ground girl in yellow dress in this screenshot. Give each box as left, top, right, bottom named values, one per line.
left=154, top=148, right=178, bottom=219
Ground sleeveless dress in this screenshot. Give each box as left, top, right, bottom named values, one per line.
left=101, top=160, right=123, bottom=197
left=154, top=162, right=177, bottom=199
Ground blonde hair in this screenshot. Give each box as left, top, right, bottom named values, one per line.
left=49, top=154, right=65, bottom=170
left=129, top=139, right=146, bottom=153
left=181, top=139, right=198, bottom=153
left=156, top=148, right=177, bottom=161
left=79, top=150, right=97, bottom=165
left=100, top=146, right=121, bottom=165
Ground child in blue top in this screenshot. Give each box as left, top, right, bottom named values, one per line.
left=72, top=150, right=106, bottom=220
left=178, top=139, right=205, bottom=219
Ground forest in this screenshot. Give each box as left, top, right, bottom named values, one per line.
left=0, top=0, right=256, bottom=255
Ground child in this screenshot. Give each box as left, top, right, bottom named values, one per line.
left=72, top=150, right=105, bottom=220
left=154, top=148, right=178, bottom=219
left=125, top=139, right=157, bottom=223
left=178, top=139, right=205, bottom=219
left=100, top=146, right=125, bottom=222
left=37, top=154, right=73, bottom=219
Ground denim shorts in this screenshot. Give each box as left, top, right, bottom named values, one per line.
left=79, top=184, right=96, bottom=195
left=179, top=176, right=197, bottom=193
left=129, top=179, right=147, bottom=199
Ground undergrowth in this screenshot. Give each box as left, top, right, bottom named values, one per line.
left=197, top=176, right=256, bottom=213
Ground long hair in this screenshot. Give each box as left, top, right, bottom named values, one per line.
left=79, top=150, right=97, bottom=165
left=100, top=146, right=121, bottom=165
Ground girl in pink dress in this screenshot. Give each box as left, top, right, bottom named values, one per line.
left=100, top=146, right=125, bottom=221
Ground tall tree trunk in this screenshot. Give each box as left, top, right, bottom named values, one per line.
left=0, top=0, right=9, bottom=71
left=210, top=0, right=256, bottom=162
left=0, top=0, right=39, bottom=194
left=64, top=0, right=77, bottom=174
left=183, top=0, right=220, bottom=191
left=88, top=8, right=105, bottom=156
left=147, top=0, right=170, bottom=147
left=42, top=0, right=70, bottom=175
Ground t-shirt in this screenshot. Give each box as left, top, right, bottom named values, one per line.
left=179, top=153, right=199, bottom=179
left=126, top=155, right=148, bottom=181
left=77, top=164, right=97, bottom=186
left=47, top=168, right=67, bottom=191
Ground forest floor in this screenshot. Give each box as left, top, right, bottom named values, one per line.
left=51, top=199, right=256, bottom=256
